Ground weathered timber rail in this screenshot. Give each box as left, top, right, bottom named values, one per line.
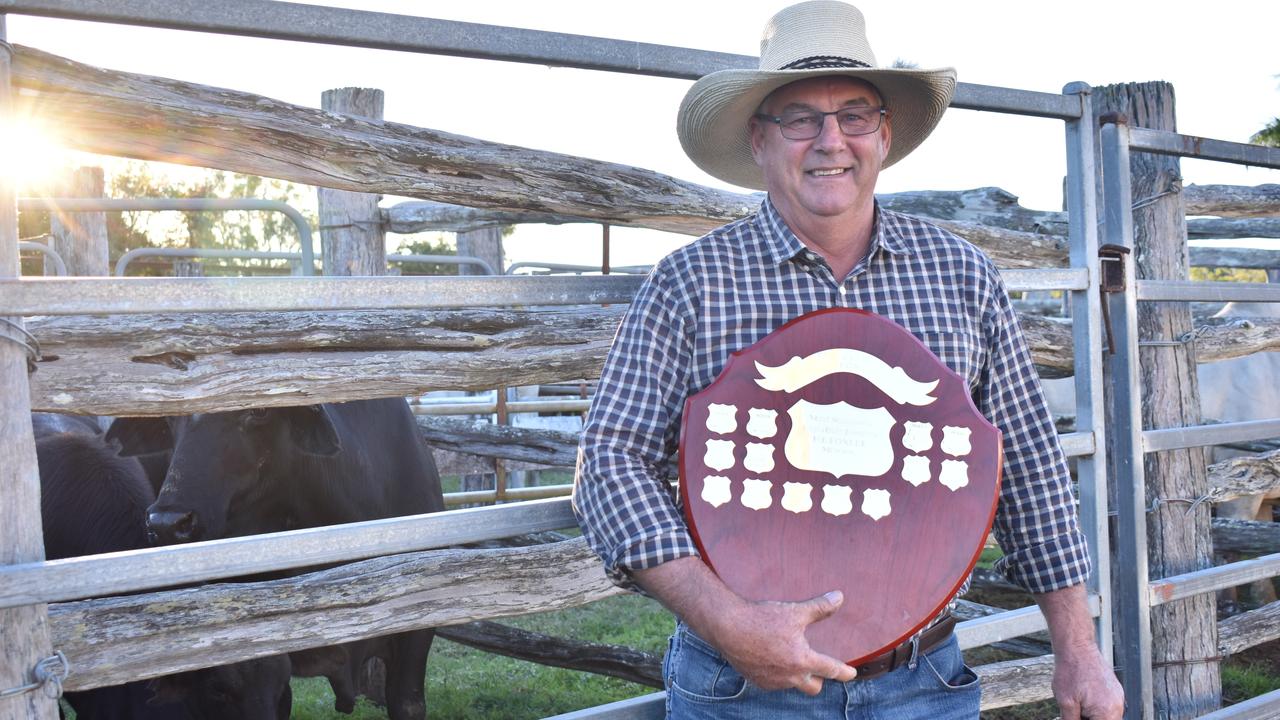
left=22, top=309, right=1279, bottom=415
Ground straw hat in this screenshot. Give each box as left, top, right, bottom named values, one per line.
left=677, top=1, right=956, bottom=190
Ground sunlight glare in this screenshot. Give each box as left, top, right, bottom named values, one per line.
left=0, top=117, right=68, bottom=192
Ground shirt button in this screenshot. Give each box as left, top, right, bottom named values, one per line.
left=838, top=286, right=847, bottom=296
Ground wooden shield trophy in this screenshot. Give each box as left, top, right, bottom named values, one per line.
left=679, top=308, right=1002, bottom=665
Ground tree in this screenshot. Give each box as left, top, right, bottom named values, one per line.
left=1252, top=118, right=1280, bottom=148
left=109, top=162, right=313, bottom=252
left=393, top=234, right=459, bottom=275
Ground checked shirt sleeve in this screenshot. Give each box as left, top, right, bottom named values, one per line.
left=573, top=261, right=700, bottom=591
left=979, top=272, right=1093, bottom=594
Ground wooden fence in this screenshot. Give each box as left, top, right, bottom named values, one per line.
left=2, top=6, right=1280, bottom=720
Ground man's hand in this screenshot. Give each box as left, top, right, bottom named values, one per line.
left=708, top=590, right=859, bottom=695
left=1052, top=641, right=1125, bottom=720
left=633, top=556, right=856, bottom=696
left=1034, top=585, right=1124, bottom=720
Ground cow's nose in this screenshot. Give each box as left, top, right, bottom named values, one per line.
left=147, top=510, right=200, bottom=544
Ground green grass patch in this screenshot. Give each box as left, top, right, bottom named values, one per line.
left=977, top=545, right=1004, bottom=569
left=1223, top=662, right=1280, bottom=704
left=290, top=593, right=673, bottom=719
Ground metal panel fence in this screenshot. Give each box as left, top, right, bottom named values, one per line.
left=1100, top=121, right=1280, bottom=720
left=2, top=1, right=1268, bottom=718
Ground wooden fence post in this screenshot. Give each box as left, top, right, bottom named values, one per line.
left=318, top=87, right=385, bottom=276
left=456, top=226, right=504, bottom=277
left=47, top=166, right=108, bottom=276
left=1094, top=82, right=1221, bottom=718
left=456, top=226, right=507, bottom=494
left=0, top=17, right=60, bottom=720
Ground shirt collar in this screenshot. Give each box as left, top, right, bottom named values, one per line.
left=755, top=196, right=914, bottom=267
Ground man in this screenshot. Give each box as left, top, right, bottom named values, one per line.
left=573, top=2, right=1124, bottom=718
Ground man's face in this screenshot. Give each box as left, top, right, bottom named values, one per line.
left=749, top=76, right=891, bottom=224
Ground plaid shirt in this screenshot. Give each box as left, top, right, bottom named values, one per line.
left=573, top=198, right=1091, bottom=596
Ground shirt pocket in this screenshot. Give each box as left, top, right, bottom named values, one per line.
left=914, top=328, right=985, bottom=394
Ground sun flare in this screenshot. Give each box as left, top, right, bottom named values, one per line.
left=0, top=117, right=68, bottom=192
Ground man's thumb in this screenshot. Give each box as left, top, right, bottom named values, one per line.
left=804, top=590, right=844, bottom=622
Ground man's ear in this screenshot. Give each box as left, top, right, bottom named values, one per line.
left=879, top=113, right=893, bottom=161
left=749, top=117, right=768, bottom=168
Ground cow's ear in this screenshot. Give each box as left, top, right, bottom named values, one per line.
left=287, top=405, right=342, bottom=457
left=105, top=417, right=175, bottom=456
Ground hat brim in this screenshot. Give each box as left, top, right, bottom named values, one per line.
left=678, top=66, right=957, bottom=190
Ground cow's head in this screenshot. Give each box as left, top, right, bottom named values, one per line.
left=149, top=655, right=293, bottom=720
left=107, top=405, right=341, bottom=544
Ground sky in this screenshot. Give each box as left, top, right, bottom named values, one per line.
left=5, top=0, right=1279, bottom=269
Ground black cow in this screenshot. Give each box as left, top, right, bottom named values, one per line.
left=107, top=398, right=445, bottom=720
left=36, top=432, right=292, bottom=720
left=31, top=411, right=104, bottom=439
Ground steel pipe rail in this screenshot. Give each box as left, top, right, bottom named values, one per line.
left=0, top=497, right=578, bottom=609
left=112, top=248, right=497, bottom=277
left=443, top=484, right=574, bottom=507
left=0, top=1, right=1081, bottom=119
left=390, top=253, right=496, bottom=276
left=1058, top=431, right=1095, bottom=458
left=0, top=274, right=645, bottom=315
left=507, top=262, right=652, bottom=276
left=1002, top=267, right=1089, bottom=292
left=1127, top=127, right=1280, bottom=170
left=1194, top=688, right=1280, bottom=720
left=17, top=240, right=66, bottom=276
left=1144, top=418, right=1280, bottom=453
left=115, top=247, right=302, bottom=276
left=412, top=399, right=590, bottom=416
left=1149, top=553, right=1280, bottom=607
left=18, top=197, right=317, bottom=275
left=1138, top=279, right=1280, bottom=304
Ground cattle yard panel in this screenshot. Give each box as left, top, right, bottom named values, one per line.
left=1101, top=121, right=1280, bottom=720
left=0, top=497, right=580, bottom=609
left=0, top=1, right=1198, bottom=716
left=0, top=274, right=645, bottom=314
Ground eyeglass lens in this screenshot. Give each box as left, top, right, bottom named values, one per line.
left=775, top=108, right=884, bottom=140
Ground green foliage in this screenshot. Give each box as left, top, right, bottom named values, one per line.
left=1223, top=662, right=1280, bottom=703
left=1252, top=117, right=1280, bottom=148
left=109, top=161, right=313, bottom=254
left=393, top=234, right=459, bottom=275
left=1190, top=265, right=1267, bottom=284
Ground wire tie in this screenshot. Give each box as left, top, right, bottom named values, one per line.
left=0, top=652, right=69, bottom=701
left=1137, top=329, right=1198, bottom=348
left=0, top=318, right=42, bottom=372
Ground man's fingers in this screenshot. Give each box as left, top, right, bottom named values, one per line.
left=799, top=589, right=845, bottom=623
left=796, top=673, right=825, bottom=696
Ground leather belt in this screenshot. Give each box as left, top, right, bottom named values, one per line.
left=852, top=611, right=957, bottom=680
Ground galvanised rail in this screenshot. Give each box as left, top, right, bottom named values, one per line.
left=17, top=197, right=318, bottom=274
left=1100, top=121, right=1280, bottom=720
left=113, top=248, right=499, bottom=277
left=16, top=239, right=65, bottom=275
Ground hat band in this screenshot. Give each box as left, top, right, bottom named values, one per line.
left=778, top=55, right=872, bottom=71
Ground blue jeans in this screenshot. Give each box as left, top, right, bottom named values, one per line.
left=663, top=623, right=980, bottom=719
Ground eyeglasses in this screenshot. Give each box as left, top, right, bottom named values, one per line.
left=754, top=106, right=887, bottom=140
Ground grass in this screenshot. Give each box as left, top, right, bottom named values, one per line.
left=1223, top=662, right=1280, bottom=704
left=291, top=593, right=674, bottom=719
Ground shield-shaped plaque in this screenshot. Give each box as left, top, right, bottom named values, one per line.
left=679, top=308, right=1002, bottom=665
